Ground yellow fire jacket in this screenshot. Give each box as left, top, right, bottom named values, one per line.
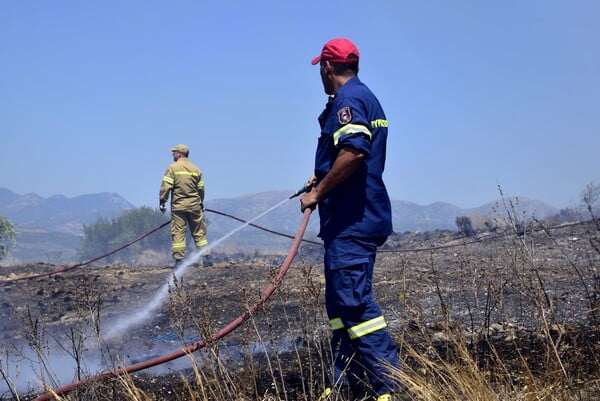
left=159, top=157, right=205, bottom=211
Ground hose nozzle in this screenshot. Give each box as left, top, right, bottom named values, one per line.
left=289, top=182, right=314, bottom=199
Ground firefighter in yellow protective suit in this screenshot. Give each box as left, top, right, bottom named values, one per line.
left=159, top=144, right=211, bottom=267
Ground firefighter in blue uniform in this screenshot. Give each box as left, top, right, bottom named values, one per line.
left=300, top=38, right=404, bottom=401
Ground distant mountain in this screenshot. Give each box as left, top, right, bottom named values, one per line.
left=0, top=188, right=134, bottom=235
left=390, top=200, right=463, bottom=232
left=204, top=191, right=321, bottom=253
left=0, top=188, right=19, bottom=204
left=206, top=191, right=559, bottom=245
left=0, top=187, right=560, bottom=263
left=466, top=197, right=559, bottom=220
left=392, top=197, right=559, bottom=233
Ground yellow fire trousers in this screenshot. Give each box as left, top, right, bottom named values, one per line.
left=170, top=209, right=208, bottom=260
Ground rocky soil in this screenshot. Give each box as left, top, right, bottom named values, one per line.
left=1, top=219, right=599, bottom=400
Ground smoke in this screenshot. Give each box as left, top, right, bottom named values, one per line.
left=0, top=333, right=197, bottom=396
left=0, top=337, right=106, bottom=396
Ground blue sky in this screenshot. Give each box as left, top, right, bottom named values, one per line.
left=1, top=1, right=598, bottom=209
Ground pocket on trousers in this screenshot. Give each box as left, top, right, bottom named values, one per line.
left=330, top=264, right=369, bottom=309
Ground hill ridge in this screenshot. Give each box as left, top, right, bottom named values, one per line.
left=0, top=187, right=559, bottom=263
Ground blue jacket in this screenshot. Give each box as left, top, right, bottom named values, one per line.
left=314, top=77, right=393, bottom=241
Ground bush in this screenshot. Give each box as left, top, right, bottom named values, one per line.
left=455, top=216, right=475, bottom=237
left=78, top=206, right=170, bottom=265
left=0, top=215, right=16, bottom=260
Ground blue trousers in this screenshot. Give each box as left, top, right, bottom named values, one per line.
left=324, top=236, right=400, bottom=396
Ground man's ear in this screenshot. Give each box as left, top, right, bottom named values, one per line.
left=322, top=61, right=334, bottom=77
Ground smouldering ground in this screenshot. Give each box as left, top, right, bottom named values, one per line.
left=1, top=220, right=599, bottom=399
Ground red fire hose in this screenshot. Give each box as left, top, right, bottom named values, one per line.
left=33, top=208, right=312, bottom=401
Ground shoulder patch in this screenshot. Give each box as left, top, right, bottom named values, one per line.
left=337, top=106, right=352, bottom=125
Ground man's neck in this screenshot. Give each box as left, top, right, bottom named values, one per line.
left=332, top=74, right=355, bottom=93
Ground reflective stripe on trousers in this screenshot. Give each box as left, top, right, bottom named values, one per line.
left=329, top=315, right=388, bottom=339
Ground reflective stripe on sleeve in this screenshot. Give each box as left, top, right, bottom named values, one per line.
left=198, top=180, right=204, bottom=189
left=332, top=123, right=372, bottom=146
left=162, top=176, right=174, bottom=185
left=330, top=318, right=344, bottom=331
left=174, top=171, right=199, bottom=177
left=347, top=316, right=387, bottom=339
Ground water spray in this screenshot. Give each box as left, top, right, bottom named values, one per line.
left=104, top=196, right=294, bottom=340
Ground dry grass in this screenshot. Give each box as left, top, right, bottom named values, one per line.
left=1, top=208, right=599, bottom=400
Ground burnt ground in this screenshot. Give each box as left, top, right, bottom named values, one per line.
left=1, top=220, right=599, bottom=400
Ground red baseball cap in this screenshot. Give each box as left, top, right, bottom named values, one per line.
left=311, top=38, right=360, bottom=65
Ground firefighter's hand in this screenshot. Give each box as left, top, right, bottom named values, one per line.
left=159, top=202, right=166, bottom=213
left=300, top=190, right=318, bottom=212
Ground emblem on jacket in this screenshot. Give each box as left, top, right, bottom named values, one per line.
left=337, top=106, right=352, bottom=125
